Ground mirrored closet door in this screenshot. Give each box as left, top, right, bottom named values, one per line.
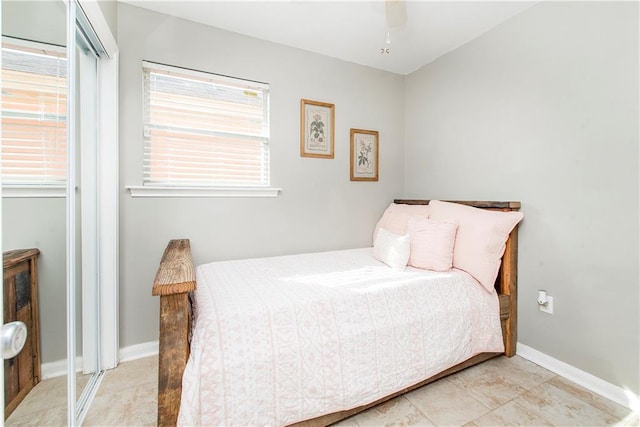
left=1, top=1, right=118, bottom=425
left=69, top=3, right=107, bottom=423
left=2, top=0, right=71, bottom=423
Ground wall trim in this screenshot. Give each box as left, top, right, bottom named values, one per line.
left=40, top=341, right=160, bottom=380
left=41, top=342, right=159, bottom=379
left=517, top=342, right=640, bottom=412
left=2, top=185, right=66, bottom=198
left=41, top=356, right=83, bottom=380
left=119, top=340, right=159, bottom=363
left=126, top=185, right=282, bottom=198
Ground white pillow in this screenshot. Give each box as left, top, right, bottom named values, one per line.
left=373, top=227, right=410, bottom=271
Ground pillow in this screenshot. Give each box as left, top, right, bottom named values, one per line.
left=429, top=200, right=523, bottom=292
left=407, top=217, right=458, bottom=271
left=373, top=203, right=430, bottom=244
left=373, top=227, right=410, bottom=271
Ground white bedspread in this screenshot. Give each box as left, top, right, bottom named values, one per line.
left=178, top=248, right=504, bottom=426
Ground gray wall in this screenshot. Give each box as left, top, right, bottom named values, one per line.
left=2, top=0, right=66, bottom=46
left=2, top=199, right=67, bottom=363
left=95, top=0, right=117, bottom=39
left=117, top=4, right=406, bottom=348
left=404, top=1, right=639, bottom=394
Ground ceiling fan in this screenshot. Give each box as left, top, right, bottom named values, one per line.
left=386, top=0, right=407, bottom=28
left=385, top=0, right=407, bottom=45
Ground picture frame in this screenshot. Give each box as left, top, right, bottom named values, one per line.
left=300, top=99, right=335, bottom=158
left=350, top=128, right=379, bottom=181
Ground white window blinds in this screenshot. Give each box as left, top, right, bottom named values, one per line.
left=143, top=61, right=270, bottom=187
left=1, top=41, right=67, bottom=185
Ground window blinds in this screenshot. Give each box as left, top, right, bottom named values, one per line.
left=1, top=43, right=67, bottom=184
left=143, top=62, right=270, bottom=187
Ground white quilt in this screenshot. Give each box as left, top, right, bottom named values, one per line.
left=178, top=248, right=504, bottom=426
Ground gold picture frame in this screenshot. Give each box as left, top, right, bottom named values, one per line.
left=350, top=128, right=379, bottom=181
left=300, top=99, right=335, bottom=158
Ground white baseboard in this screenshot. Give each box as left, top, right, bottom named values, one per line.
left=41, top=356, right=83, bottom=380
left=40, top=341, right=159, bottom=379
left=118, top=340, right=159, bottom=362
left=517, top=342, right=640, bottom=412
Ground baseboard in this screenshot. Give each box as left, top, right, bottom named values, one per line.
left=517, top=342, right=640, bottom=412
left=118, top=340, right=159, bottom=362
left=41, top=356, right=83, bottom=380
left=40, top=342, right=159, bottom=379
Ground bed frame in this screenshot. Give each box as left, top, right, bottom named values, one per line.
left=151, top=200, right=521, bottom=426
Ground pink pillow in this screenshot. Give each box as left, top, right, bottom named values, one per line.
left=429, top=200, right=523, bottom=292
left=407, top=217, right=458, bottom=271
left=373, top=203, right=430, bottom=244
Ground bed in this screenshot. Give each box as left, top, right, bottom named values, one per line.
left=151, top=199, right=522, bottom=426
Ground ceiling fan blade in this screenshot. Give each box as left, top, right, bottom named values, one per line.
left=386, top=0, right=407, bottom=28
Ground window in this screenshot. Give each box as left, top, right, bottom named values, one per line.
left=142, top=61, right=270, bottom=189
left=1, top=40, right=67, bottom=186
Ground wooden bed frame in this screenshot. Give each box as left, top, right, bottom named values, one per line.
left=151, top=200, right=521, bottom=426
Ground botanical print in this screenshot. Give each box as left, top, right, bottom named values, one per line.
left=300, top=99, right=334, bottom=158
left=355, top=134, right=375, bottom=175
left=350, top=128, right=378, bottom=181
left=307, top=108, right=329, bottom=151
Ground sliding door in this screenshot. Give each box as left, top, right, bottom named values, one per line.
left=67, top=3, right=108, bottom=424
left=1, top=1, right=117, bottom=424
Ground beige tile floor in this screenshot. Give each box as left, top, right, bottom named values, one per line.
left=6, top=355, right=639, bottom=426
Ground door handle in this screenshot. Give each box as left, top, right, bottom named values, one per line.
left=1, top=321, right=27, bottom=359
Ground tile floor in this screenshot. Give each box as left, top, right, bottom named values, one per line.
left=6, top=355, right=639, bottom=426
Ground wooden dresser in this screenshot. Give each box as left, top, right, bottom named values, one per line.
left=3, top=249, right=41, bottom=418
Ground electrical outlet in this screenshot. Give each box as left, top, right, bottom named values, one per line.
left=540, top=295, right=554, bottom=314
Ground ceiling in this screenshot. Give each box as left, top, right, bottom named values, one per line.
left=121, top=1, right=536, bottom=75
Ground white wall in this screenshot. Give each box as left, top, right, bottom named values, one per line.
left=117, top=4, right=406, bottom=348
left=404, top=1, right=639, bottom=394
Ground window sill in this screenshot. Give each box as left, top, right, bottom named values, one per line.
left=2, top=185, right=66, bottom=198
left=126, top=185, right=282, bottom=198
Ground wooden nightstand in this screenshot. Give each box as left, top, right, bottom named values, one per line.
left=3, top=248, right=41, bottom=418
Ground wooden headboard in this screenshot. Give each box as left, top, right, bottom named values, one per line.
left=394, top=199, right=521, bottom=357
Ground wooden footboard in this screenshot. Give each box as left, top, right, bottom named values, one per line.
left=152, top=239, right=196, bottom=427
left=153, top=201, right=520, bottom=426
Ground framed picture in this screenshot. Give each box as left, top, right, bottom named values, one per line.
left=350, top=128, right=379, bottom=181
left=300, top=99, right=335, bottom=158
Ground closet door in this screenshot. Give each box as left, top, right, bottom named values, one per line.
left=1, top=0, right=68, bottom=423
left=67, top=1, right=119, bottom=423
left=67, top=2, right=109, bottom=423
left=71, top=9, right=102, bottom=422
left=1, top=1, right=117, bottom=423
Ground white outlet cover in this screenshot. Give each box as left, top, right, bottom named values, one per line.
left=540, top=296, right=554, bottom=314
